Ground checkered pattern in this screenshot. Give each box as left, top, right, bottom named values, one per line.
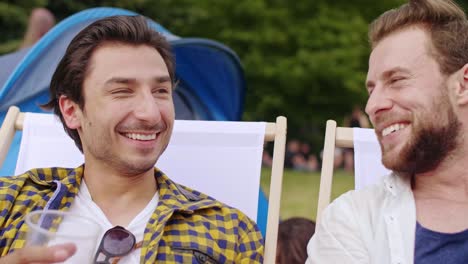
left=0, top=166, right=264, bottom=263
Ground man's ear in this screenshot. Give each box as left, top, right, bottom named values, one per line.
left=59, top=95, right=81, bottom=129
left=455, top=64, right=468, bottom=106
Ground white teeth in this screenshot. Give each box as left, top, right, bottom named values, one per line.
left=124, top=133, right=156, bottom=141
left=382, top=123, right=407, bottom=137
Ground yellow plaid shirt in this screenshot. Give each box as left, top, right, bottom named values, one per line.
left=0, top=166, right=264, bottom=263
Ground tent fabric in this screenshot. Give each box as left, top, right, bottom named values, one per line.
left=172, top=39, right=245, bottom=121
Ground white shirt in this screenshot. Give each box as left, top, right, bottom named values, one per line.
left=306, top=172, right=416, bottom=264
left=63, top=180, right=159, bottom=264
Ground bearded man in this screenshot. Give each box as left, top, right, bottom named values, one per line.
left=307, top=0, right=468, bottom=263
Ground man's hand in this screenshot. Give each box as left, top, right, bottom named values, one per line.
left=0, top=243, right=76, bottom=264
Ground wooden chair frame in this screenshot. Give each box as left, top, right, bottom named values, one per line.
left=316, top=120, right=353, bottom=224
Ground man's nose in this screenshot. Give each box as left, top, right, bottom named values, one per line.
left=133, top=91, right=161, bottom=124
left=365, top=87, right=393, bottom=122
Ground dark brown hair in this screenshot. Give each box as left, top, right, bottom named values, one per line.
left=276, top=217, right=316, bottom=264
left=369, top=0, right=467, bottom=75
left=42, top=15, right=175, bottom=152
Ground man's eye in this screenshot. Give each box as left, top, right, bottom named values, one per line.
left=153, top=88, right=169, bottom=94
left=390, top=77, right=405, bottom=84
left=111, top=88, right=131, bottom=94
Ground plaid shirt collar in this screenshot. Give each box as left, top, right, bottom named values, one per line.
left=24, top=165, right=224, bottom=213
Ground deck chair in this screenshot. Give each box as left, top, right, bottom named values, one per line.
left=0, top=106, right=286, bottom=263
left=316, top=120, right=390, bottom=223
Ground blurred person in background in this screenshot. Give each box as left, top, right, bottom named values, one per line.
left=285, top=139, right=301, bottom=169
left=276, top=217, right=316, bottom=264
left=20, top=7, right=56, bottom=49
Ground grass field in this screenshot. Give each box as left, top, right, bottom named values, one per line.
left=260, top=168, right=354, bottom=221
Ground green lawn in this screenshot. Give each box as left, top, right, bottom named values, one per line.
left=260, top=168, right=354, bottom=221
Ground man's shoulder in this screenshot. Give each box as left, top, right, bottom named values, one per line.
left=156, top=170, right=259, bottom=232
left=1, top=167, right=80, bottom=182
left=165, top=184, right=264, bottom=247
left=0, top=166, right=81, bottom=196
left=323, top=172, right=409, bottom=223
left=173, top=180, right=255, bottom=222
left=340, top=175, right=390, bottom=204
left=157, top=178, right=264, bottom=262
left=0, top=169, right=36, bottom=188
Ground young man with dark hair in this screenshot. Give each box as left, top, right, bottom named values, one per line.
left=307, top=0, right=468, bottom=263
left=0, top=15, right=263, bottom=263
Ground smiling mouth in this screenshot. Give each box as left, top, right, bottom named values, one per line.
left=382, top=123, right=408, bottom=137
left=123, top=133, right=157, bottom=141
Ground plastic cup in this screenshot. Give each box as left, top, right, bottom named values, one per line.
left=25, top=209, right=102, bottom=264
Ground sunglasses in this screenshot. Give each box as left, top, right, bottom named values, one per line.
left=94, top=226, right=143, bottom=264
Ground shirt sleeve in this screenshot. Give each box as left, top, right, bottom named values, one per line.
left=306, top=192, right=371, bottom=264
left=235, top=214, right=264, bottom=263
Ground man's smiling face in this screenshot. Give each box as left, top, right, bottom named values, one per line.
left=365, top=26, right=461, bottom=173
left=63, top=43, right=175, bottom=176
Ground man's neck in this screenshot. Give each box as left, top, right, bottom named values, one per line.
left=413, top=150, right=468, bottom=201
left=82, top=162, right=158, bottom=226
left=413, top=148, right=468, bottom=233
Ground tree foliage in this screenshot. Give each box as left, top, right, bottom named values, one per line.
left=1, top=0, right=466, bottom=148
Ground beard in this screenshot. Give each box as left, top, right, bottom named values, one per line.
left=380, top=93, right=461, bottom=174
